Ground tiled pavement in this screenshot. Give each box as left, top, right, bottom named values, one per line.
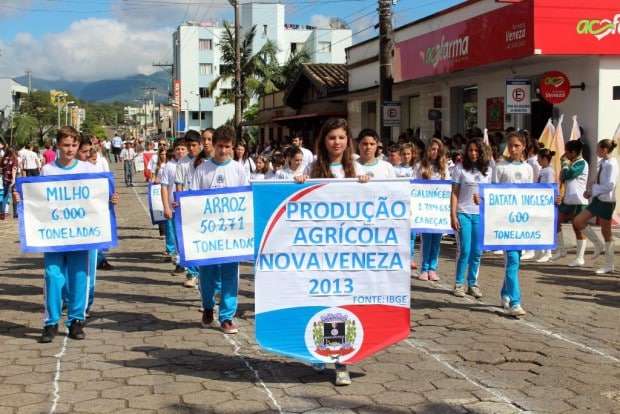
left=0, top=164, right=619, bottom=414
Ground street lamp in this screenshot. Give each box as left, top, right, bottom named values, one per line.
left=190, top=91, right=202, bottom=130
left=65, top=101, right=75, bottom=127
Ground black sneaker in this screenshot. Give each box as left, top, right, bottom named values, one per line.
left=201, top=309, right=214, bottom=328
left=172, top=265, right=185, bottom=274
left=68, top=320, right=86, bottom=340
left=40, top=324, right=58, bottom=343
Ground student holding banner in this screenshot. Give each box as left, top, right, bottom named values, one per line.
left=174, top=131, right=205, bottom=287
left=354, top=129, right=396, bottom=179
left=534, top=148, right=557, bottom=263
left=415, top=138, right=449, bottom=282
left=492, top=132, right=533, bottom=317
left=15, top=126, right=119, bottom=342
left=573, top=139, right=618, bottom=275
left=188, top=126, right=249, bottom=335
left=161, top=140, right=188, bottom=270
left=450, top=138, right=491, bottom=298
left=296, top=118, right=369, bottom=386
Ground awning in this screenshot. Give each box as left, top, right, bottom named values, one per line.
left=271, top=112, right=346, bottom=122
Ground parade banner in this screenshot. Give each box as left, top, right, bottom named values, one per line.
left=410, top=180, right=453, bottom=234
left=253, top=180, right=411, bottom=365
left=480, top=183, right=558, bottom=251
left=15, top=173, right=117, bottom=253
left=174, top=186, right=254, bottom=266
left=147, top=183, right=166, bottom=224
left=134, top=153, right=144, bottom=172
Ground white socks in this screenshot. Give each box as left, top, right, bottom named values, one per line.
left=583, top=226, right=604, bottom=258
left=595, top=241, right=615, bottom=274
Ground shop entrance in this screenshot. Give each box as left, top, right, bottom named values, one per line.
left=450, top=85, right=478, bottom=135
left=530, top=99, right=553, bottom=139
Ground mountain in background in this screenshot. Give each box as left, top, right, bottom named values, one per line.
left=13, top=71, right=171, bottom=104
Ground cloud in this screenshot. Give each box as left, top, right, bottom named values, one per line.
left=0, top=18, right=172, bottom=81
left=310, top=14, right=332, bottom=29
left=0, top=0, right=33, bottom=19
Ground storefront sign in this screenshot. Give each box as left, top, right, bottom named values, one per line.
left=540, top=71, right=570, bottom=105
left=479, top=183, right=557, bottom=250
left=15, top=173, right=118, bottom=253
left=174, top=186, right=254, bottom=266
left=394, top=1, right=533, bottom=81
left=506, top=80, right=531, bottom=114
left=535, top=0, right=620, bottom=55
left=383, top=102, right=401, bottom=127
left=486, top=97, right=504, bottom=131
left=253, top=180, right=411, bottom=365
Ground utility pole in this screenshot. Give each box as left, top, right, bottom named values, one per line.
left=230, top=0, right=242, bottom=140
left=152, top=62, right=175, bottom=139
left=143, top=87, right=157, bottom=136
left=378, top=0, right=394, bottom=144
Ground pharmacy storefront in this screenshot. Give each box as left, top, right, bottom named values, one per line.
left=347, top=0, right=620, bottom=142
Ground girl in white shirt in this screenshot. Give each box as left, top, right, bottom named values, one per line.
left=251, top=155, right=270, bottom=181
left=534, top=148, right=556, bottom=263
left=416, top=138, right=449, bottom=282
left=450, top=138, right=491, bottom=298
left=493, top=132, right=533, bottom=317
left=574, top=139, right=619, bottom=274
left=275, top=147, right=305, bottom=180
left=398, top=143, right=416, bottom=178
left=234, top=142, right=256, bottom=178
left=354, top=129, right=396, bottom=179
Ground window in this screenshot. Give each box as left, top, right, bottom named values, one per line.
left=319, top=41, right=331, bottom=53
left=614, top=86, right=620, bottom=100
left=191, top=111, right=199, bottom=120
left=263, top=25, right=268, bottom=36
left=199, top=63, right=213, bottom=75
left=199, top=39, right=213, bottom=50
left=199, top=87, right=210, bottom=98
left=291, top=43, right=297, bottom=53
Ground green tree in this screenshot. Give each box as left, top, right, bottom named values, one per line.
left=19, top=91, right=57, bottom=142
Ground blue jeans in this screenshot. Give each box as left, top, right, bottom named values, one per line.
left=1, top=182, right=15, bottom=218
left=165, top=219, right=177, bottom=255
left=455, top=213, right=481, bottom=287
left=501, top=250, right=521, bottom=307
left=87, top=250, right=98, bottom=312
left=199, top=263, right=238, bottom=323
left=421, top=233, right=442, bottom=272
left=43, top=251, right=89, bottom=326
left=170, top=216, right=197, bottom=278
left=123, top=160, right=133, bottom=185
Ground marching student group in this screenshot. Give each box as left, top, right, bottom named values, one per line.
left=0, top=118, right=617, bottom=386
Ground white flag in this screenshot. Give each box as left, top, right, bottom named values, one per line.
left=483, top=128, right=489, bottom=145
left=569, top=115, right=581, bottom=141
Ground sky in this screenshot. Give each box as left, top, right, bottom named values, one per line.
left=0, top=0, right=463, bottom=82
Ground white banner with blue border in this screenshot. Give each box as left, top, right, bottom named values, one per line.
left=174, top=186, right=254, bottom=266
left=410, top=179, right=453, bottom=234
left=480, top=183, right=558, bottom=251
left=147, top=183, right=166, bottom=224
left=15, top=173, right=118, bottom=253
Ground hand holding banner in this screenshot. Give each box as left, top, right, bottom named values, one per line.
left=480, top=183, right=557, bottom=250
left=174, top=186, right=254, bottom=266
left=410, top=180, right=453, bottom=234
left=16, top=173, right=118, bottom=253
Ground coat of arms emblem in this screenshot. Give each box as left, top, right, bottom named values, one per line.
left=304, top=308, right=364, bottom=363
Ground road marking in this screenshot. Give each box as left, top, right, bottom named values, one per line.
left=49, top=336, right=68, bottom=414
left=428, top=280, right=620, bottom=363
left=405, top=339, right=524, bottom=412
left=223, top=334, right=283, bottom=413
left=131, top=185, right=150, bottom=217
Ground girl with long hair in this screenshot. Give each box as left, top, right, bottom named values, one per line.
left=234, top=141, right=256, bottom=177
left=0, top=147, right=18, bottom=220
left=450, top=138, right=490, bottom=298
left=415, top=138, right=448, bottom=281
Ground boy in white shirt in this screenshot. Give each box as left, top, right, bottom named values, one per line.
left=161, top=140, right=188, bottom=271
left=120, top=142, right=136, bottom=187
left=190, top=126, right=249, bottom=334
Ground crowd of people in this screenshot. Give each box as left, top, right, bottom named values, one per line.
left=0, top=118, right=617, bottom=386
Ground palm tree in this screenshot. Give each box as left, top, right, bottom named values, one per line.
left=209, top=22, right=310, bottom=112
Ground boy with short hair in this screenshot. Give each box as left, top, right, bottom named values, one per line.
left=17, top=127, right=118, bottom=342
left=161, top=139, right=188, bottom=267
left=189, top=126, right=249, bottom=334
left=120, top=142, right=136, bottom=187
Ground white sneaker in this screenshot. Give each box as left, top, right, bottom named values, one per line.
left=536, top=251, right=552, bottom=263
left=501, top=296, right=510, bottom=309
left=508, top=305, right=526, bottom=318
left=568, top=258, right=585, bottom=267
left=521, top=250, right=535, bottom=260
left=453, top=285, right=466, bottom=297
left=595, top=265, right=615, bottom=275
left=335, top=367, right=351, bottom=386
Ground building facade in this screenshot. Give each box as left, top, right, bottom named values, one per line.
left=346, top=0, right=620, bottom=145
left=0, top=79, right=28, bottom=133
left=172, top=1, right=352, bottom=134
